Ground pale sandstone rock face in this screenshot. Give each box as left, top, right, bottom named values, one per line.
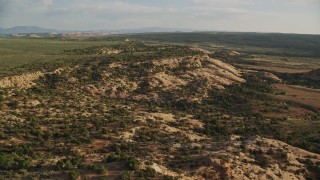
left=150, top=55, right=245, bottom=90
left=257, top=71, right=282, bottom=83
left=149, top=72, right=187, bottom=90
left=142, top=135, right=319, bottom=179
left=29, top=100, right=41, bottom=107
left=97, top=48, right=123, bottom=55
left=115, top=110, right=319, bottom=179
left=0, top=71, right=43, bottom=89
left=93, top=55, right=245, bottom=101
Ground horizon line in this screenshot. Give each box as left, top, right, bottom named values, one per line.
left=0, top=25, right=319, bottom=36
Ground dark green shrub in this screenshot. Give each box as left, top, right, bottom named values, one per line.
left=7, top=101, right=19, bottom=109
left=0, top=153, right=16, bottom=170
left=69, top=170, right=80, bottom=180
left=145, top=166, right=156, bottom=177
left=126, top=157, right=140, bottom=171
left=0, top=152, right=32, bottom=170
left=120, top=171, right=134, bottom=180
left=92, top=164, right=106, bottom=174
left=254, top=154, right=269, bottom=168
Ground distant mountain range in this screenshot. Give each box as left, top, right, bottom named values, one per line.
left=0, top=26, right=194, bottom=34
left=0, top=26, right=62, bottom=34
left=113, top=27, right=194, bottom=34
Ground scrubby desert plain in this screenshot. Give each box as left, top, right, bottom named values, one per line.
left=0, top=32, right=320, bottom=179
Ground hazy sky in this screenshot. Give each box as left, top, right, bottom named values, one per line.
left=0, top=0, right=319, bottom=34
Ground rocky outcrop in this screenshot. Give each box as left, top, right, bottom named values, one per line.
left=79, top=55, right=245, bottom=101
left=97, top=48, right=123, bottom=55
left=0, top=71, right=43, bottom=89
left=257, top=71, right=282, bottom=83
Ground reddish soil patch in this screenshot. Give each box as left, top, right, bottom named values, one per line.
left=273, top=83, right=320, bottom=111
left=251, top=100, right=312, bottom=119
left=238, top=64, right=312, bottom=73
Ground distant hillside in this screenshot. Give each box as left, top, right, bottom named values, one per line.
left=0, top=26, right=61, bottom=34
left=0, top=26, right=194, bottom=35
left=114, top=27, right=194, bottom=34
left=126, top=32, right=320, bottom=57
left=304, top=68, right=320, bottom=81
left=277, top=68, right=320, bottom=88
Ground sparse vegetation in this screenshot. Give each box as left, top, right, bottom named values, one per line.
left=0, top=34, right=319, bottom=179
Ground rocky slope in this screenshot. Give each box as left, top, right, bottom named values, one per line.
left=79, top=55, right=245, bottom=102
left=0, top=45, right=319, bottom=179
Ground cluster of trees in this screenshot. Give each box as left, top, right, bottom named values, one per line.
left=55, top=156, right=83, bottom=171
left=276, top=71, right=320, bottom=89
left=129, top=32, right=320, bottom=57
left=205, top=74, right=271, bottom=115
left=0, top=145, right=34, bottom=171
